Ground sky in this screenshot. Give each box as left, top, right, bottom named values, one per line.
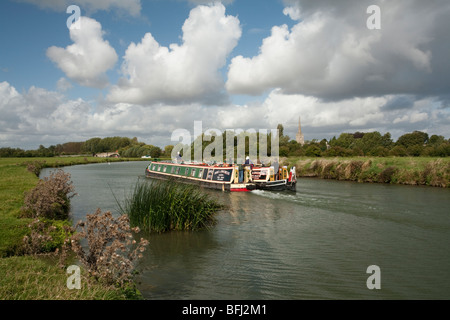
left=0, top=0, right=449, bottom=149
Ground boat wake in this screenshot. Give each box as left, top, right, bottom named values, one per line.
left=251, top=189, right=298, bottom=202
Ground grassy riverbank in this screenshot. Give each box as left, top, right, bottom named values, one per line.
left=283, top=156, right=450, bottom=188
left=0, top=156, right=146, bottom=300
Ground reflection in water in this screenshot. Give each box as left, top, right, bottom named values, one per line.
left=137, top=230, right=220, bottom=297
left=41, top=162, right=450, bottom=299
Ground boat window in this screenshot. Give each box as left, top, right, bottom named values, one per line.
left=176, top=167, right=180, bottom=174
left=171, top=166, right=176, bottom=174
left=157, top=165, right=161, bottom=171
left=163, top=166, right=167, bottom=172
left=198, top=169, right=203, bottom=177
left=191, top=169, right=196, bottom=177
left=186, top=168, right=190, bottom=176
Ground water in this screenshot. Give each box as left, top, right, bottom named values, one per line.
left=41, top=161, right=450, bottom=299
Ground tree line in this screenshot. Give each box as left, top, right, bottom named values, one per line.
left=0, top=136, right=163, bottom=158
left=0, top=129, right=449, bottom=158
left=171, top=126, right=450, bottom=159
left=287, top=129, right=450, bottom=158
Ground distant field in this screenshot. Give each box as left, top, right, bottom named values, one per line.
left=283, top=156, right=450, bottom=188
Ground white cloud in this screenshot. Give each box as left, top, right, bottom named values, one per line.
left=226, top=0, right=450, bottom=101
left=1, top=81, right=448, bottom=149
left=0, top=81, right=212, bottom=148
left=47, top=16, right=118, bottom=88
left=56, top=77, right=73, bottom=92
left=0, top=81, right=24, bottom=130
left=108, top=3, right=241, bottom=105
left=186, top=0, right=234, bottom=5
left=15, top=0, right=141, bottom=16
left=394, top=112, right=429, bottom=124
left=282, top=6, right=301, bottom=21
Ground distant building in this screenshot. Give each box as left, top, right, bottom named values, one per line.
left=94, top=152, right=120, bottom=158
left=295, top=117, right=305, bottom=145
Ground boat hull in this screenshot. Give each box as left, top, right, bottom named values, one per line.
left=254, top=179, right=297, bottom=192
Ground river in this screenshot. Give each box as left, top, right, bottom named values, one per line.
left=41, top=161, right=450, bottom=299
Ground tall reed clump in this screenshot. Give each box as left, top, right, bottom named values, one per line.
left=120, top=180, right=224, bottom=233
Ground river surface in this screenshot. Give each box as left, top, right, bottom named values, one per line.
left=41, top=161, right=450, bottom=300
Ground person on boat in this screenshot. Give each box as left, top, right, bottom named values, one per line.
left=245, top=156, right=254, bottom=169
left=272, top=159, right=279, bottom=180
left=177, top=151, right=182, bottom=163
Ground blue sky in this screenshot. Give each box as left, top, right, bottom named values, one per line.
left=1, top=0, right=449, bottom=149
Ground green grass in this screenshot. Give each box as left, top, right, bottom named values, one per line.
left=119, top=179, right=225, bottom=233
left=0, top=161, right=39, bottom=256
left=0, top=255, right=132, bottom=300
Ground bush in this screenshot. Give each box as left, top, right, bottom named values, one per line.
left=378, top=166, right=398, bottom=183
left=324, top=146, right=353, bottom=157
left=70, top=209, right=149, bottom=287
left=345, top=160, right=364, bottom=181
left=21, top=169, right=76, bottom=220
left=304, top=145, right=322, bottom=157
left=22, top=219, right=56, bottom=255
left=25, top=160, right=47, bottom=177
left=389, top=145, right=408, bottom=157
left=407, top=145, right=423, bottom=157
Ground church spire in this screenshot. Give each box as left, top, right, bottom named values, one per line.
left=296, top=117, right=305, bottom=145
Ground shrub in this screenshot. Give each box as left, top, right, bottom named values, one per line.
left=320, top=161, right=337, bottom=179
left=70, top=209, right=149, bottom=287
left=389, top=146, right=408, bottom=157
left=21, top=169, right=76, bottom=220
left=378, top=166, right=398, bottom=183
left=344, top=160, right=364, bottom=181
left=21, top=218, right=73, bottom=256
left=22, top=219, right=56, bottom=255
left=25, top=160, right=47, bottom=177
left=407, top=145, right=423, bottom=157
left=324, top=146, right=353, bottom=157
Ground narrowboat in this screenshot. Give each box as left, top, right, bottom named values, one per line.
left=251, top=165, right=297, bottom=191
left=145, top=161, right=297, bottom=192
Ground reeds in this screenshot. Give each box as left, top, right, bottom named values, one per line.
left=293, top=157, right=450, bottom=187
left=119, top=179, right=224, bottom=233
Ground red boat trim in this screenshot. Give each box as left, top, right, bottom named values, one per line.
left=230, top=188, right=251, bottom=192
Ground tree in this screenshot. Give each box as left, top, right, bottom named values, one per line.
left=304, top=144, right=322, bottom=157
left=390, top=145, right=408, bottom=157
left=331, top=133, right=355, bottom=149
left=164, top=145, right=174, bottom=157
left=83, top=137, right=102, bottom=154
left=428, top=135, right=445, bottom=146
left=396, top=131, right=429, bottom=148
left=381, top=132, right=394, bottom=149
left=356, top=131, right=383, bottom=155
left=277, top=124, right=284, bottom=138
